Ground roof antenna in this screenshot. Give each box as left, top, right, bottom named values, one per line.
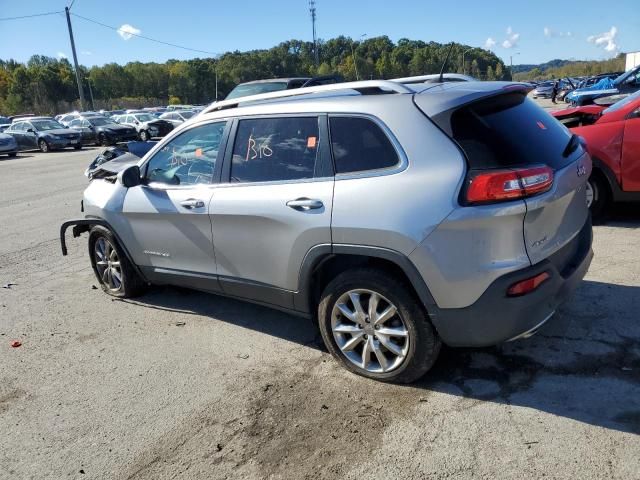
left=438, top=42, right=455, bottom=83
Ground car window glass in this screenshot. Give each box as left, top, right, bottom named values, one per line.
left=144, top=121, right=226, bottom=186
left=329, top=117, right=399, bottom=174
left=230, top=117, right=319, bottom=183
left=69, top=119, right=81, bottom=127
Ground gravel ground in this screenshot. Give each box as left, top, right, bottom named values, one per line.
left=0, top=144, right=639, bottom=480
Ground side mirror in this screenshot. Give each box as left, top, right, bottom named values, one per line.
left=118, top=165, right=142, bottom=188
left=88, top=125, right=94, bottom=130
left=27, top=128, right=35, bottom=133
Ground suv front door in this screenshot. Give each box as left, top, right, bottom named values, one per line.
left=209, top=115, right=333, bottom=308
left=119, top=120, right=229, bottom=289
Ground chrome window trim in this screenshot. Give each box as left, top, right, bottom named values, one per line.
left=327, top=113, right=409, bottom=180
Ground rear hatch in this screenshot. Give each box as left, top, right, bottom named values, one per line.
left=418, top=88, right=591, bottom=266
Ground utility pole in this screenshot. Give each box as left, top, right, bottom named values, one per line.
left=462, top=48, right=473, bottom=75
left=86, top=78, right=95, bottom=110
left=309, top=1, right=319, bottom=66
left=65, top=6, right=85, bottom=111
left=510, top=52, right=520, bottom=81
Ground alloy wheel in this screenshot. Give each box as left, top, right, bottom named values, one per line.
left=94, top=237, right=123, bottom=291
left=331, top=289, right=409, bottom=374
left=39, top=140, right=48, bottom=153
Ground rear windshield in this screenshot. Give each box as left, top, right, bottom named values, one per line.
left=448, top=93, right=577, bottom=170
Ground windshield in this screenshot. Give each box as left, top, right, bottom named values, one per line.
left=226, top=82, right=288, bottom=100
left=32, top=120, right=65, bottom=131
left=602, top=90, right=640, bottom=115
left=614, top=65, right=640, bottom=85
left=134, top=114, right=155, bottom=122
left=89, top=117, right=117, bottom=126
left=179, top=111, right=195, bottom=119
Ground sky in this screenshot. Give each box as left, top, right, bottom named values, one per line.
left=0, top=0, right=639, bottom=67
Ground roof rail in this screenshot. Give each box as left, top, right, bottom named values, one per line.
left=201, top=80, right=413, bottom=114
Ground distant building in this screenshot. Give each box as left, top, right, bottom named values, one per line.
left=626, top=51, right=640, bottom=71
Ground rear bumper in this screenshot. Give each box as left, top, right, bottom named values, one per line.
left=431, top=217, right=593, bottom=347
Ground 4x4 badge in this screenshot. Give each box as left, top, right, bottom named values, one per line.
left=577, top=163, right=587, bottom=177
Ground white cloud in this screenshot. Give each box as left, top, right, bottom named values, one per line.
left=502, top=26, right=520, bottom=49
left=484, top=37, right=496, bottom=50
left=81, top=50, right=92, bottom=55
left=587, top=26, right=619, bottom=54
left=117, top=24, right=141, bottom=41
left=545, top=27, right=572, bottom=38
left=57, top=52, right=67, bottom=59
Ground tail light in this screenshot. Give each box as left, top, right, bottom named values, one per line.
left=465, top=165, right=554, bottom=204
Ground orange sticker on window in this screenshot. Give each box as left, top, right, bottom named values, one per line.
left=195, top=148, right=203, bottom=157
left=307, top=136, right=317, bottom=148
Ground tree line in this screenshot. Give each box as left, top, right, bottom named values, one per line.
left=513, top=54, right=627, bottom=81
left=0, top=37, right=508, bottom=115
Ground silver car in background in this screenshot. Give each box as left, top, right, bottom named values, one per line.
left=61, top=80, right=593, bottom=383
left=159, top=110, right=196, bottom=127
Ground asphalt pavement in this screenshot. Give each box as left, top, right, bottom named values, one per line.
left=0, top=146, right=639, bottom=480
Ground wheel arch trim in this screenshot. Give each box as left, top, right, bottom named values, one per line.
left=295, top=243, right=439, bottom=314
left=60, top=217, right=149, bottom=283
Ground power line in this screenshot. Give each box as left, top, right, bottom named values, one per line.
left=0, top=11, right=62, bottom=21
left=70, top=13, right=220, bottom=56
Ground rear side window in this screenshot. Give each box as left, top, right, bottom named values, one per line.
left=230, top=117, right=319, bottom=183
left=329, top=117, right=399, bottom=174
left=448, top=93, right=576, bottom=170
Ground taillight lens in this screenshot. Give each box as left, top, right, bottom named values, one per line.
left=465, top=165, right=554, bottom=204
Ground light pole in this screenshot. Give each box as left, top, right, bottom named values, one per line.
left=462, top=48, right=474, bottom=75
left=350, top=34, right=366, bottom=81
left=510, top=52, right=520, bottom=81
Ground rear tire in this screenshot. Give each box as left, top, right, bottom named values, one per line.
left=7, top=152, right=17, bottom=157
left=88, top=226, right=146, bottom=298
left=587, top=173, right=609, bottom=222
left=317, top=268, right=441, bottom=383
left=74, top=144, right=82, bottom=150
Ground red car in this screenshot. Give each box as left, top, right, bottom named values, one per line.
left=552, top=90, right=640, bottom=218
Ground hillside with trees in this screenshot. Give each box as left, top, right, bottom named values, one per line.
left=0, top=37, right=507, bottom=115
left=513, top=54, right=626, bottom=81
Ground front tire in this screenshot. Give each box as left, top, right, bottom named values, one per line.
left=74, top=144, right=82, bottom=150
left=98, top=133, right=110, bottom=147
left=318, top=268, right=441, bottom=383
left=38, top=140, right=49, bottom=153
left=139, top=130, right=150, bottom=142
left=88, top=226, right=146, bottom=298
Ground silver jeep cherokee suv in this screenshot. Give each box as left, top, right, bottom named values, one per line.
left=61, top=80, right=593, bottom=383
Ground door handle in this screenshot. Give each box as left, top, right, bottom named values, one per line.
left=286, top=198, right=324, bottom=211
left=180, top=198, right=205, bottom=209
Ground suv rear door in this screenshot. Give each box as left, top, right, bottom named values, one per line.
left=209, top=115, right=333, bottom=308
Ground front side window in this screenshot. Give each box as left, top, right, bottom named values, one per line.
left=329, top=117, right=399, bottom=174
left=230, top=117, right=319, bottom=183
left=144, top=121, right=226, bottom=186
